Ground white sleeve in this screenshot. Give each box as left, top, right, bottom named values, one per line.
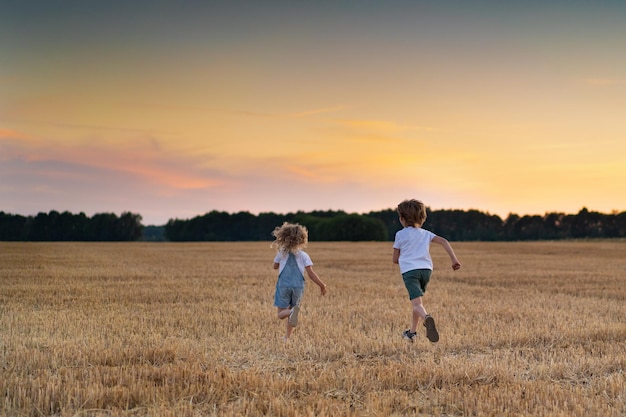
left=300, top=251, right=313, bottom=267
left=273, top=252, right=283, bottom=263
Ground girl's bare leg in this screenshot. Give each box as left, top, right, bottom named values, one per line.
left=277, top=307, right=295, bottom=340
left=277, top=308, right=291, bottom=320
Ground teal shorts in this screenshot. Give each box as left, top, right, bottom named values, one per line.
left=402, top=269, right=432, bottom=300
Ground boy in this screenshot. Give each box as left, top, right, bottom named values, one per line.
left=393, top=199, right=461, bottom=343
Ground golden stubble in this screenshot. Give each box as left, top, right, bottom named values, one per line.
left=0, top=241, right=624, bottom=416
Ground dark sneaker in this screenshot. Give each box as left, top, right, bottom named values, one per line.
left=402, top=329, right=417, bottom=342
left=288, top=305, right=300, bottom=327
left=424, top=315, right=439, bottom=343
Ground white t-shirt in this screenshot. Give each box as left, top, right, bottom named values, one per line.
left=273, top=250, right=312, bottom=275
left=393, top=226, right=436, bottom=273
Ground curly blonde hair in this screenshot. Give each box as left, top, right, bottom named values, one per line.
left=271, top=222, right=309, bottom=253
left=397, top=199, right=427, bottom=227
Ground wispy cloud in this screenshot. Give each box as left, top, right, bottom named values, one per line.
left=2, top=116, right=174, bottom=135
left=284, top=164, right=339, bottom=183
left=334, top=118, right=447, bottom=134
left=291, top=106, right=349, bottom=118
left=119, top=102, right=349, bottom=119
left=0, top=128, right=33, bottom=141
left=579, top=77, right=623, bottom=86
left=213, top=105, right=349, bottom=119
left=1, top=131, right=225, bottom=190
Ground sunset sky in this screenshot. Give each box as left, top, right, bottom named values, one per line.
left=2, top=1, right=626, bottom=225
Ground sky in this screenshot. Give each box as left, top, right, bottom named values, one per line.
left=2, top=1, right=626, bottom=225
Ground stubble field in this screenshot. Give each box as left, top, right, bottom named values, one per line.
left=0, top=240, right=624, bottom=416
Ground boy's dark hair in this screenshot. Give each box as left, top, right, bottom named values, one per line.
left=397, top=199, right=427, bottom=227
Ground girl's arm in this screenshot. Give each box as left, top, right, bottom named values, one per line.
left=305, top=266, right=327, bottom=295
left=432, top=236, right=461, bottom=270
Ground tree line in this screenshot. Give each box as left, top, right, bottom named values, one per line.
left=1, top=207, right=625, bottom=241
left=165, top=207, right=626, bottom=241
left=164, top=210, right=388, bottom=242
left=0, top=211, right=143, bottom=241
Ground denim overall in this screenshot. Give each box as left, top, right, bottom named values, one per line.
left=278, top=252, right=305, bottom=288
left=274, top=252, right=305, bottom=308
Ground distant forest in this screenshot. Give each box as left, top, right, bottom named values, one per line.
left=1, top=207, right=626, bottom=242
left=0, top=211, right=143, bottom=242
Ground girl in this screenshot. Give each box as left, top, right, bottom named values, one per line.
left=271, top=222, right=327, bottom=341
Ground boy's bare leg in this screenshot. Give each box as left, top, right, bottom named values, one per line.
left=410, top=297, right=427, bottom=333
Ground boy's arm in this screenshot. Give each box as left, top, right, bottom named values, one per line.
left=305, top=266, right=327, bottom=295
left=431, top=236, right=461, bottom=270
left=273, top=262, right=279, bottom=270
left=392, top=248, right=400, bottom=264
